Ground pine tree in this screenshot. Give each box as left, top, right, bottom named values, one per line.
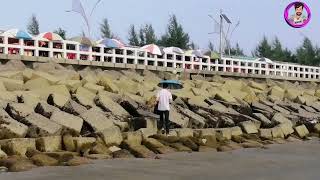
left=253, top=36, right=272, bottom=58
left=139, top=27, right=145, bottom=46
left=100, top=18, right=112, bottom=39
left=159, top=15, right=190, bottom=49
left=53, top=28, right=67, bottom=39
left=270, top=37, right=292, bottom=62
left=128, top=25, right=140, bottom=46
left=144, top=24, right=157, bottom=44
left=296, top=37, right=319, bottom=65
left=27, top=14, right=40, bottom=35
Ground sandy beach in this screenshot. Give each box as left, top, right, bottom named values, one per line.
left=1, top=139, right=319, bottom=180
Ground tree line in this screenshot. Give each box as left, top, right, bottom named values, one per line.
left=26, top=14, right=320, bottom=66
left=254, top=36, right=320, bottom=66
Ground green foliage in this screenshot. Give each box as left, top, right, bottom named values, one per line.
left=100, top=18, right=112, bottom=39
left=253, top=36, right=319, bottom=66
left=139, top=27, right=145, bottom=46
left=27, top=14, right=40, bottom=35
left=128, top=25, right=140, bottom=46
left=296, top=37, right=320, bottom=66
left=144, top=24, right=157, bottom=45
left=53, top=28, right=66, bottom=39
left=253, top=36, right=272, bottom=58
left=158, top=15, right=190, bottom=49
left=225, top=43, right=244, bottom=56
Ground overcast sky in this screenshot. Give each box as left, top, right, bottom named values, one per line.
left=0, top=0, right=319, bottom=54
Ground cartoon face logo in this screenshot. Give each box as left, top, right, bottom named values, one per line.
left=284, top=1, right=311, bottom=28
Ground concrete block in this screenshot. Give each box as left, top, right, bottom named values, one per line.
left=24, top=113, right=62, bottom=138
left=278, top=123, right=294, bottom=136
left=259, top=129, right=273, bottom=140
left=193, top=129, right=216, bottom=137
left=240, top=121, right=258, bottom=134
left=175, top=128, right=194, bottom=138
left=271, top=126, right=285, bottom=139
left=215, top=128, right=232, bottom=140
left=73, top=137, right=96, bottom=152
left=6, top=103, right=34, bottom=121
left=2, top=138, right=36, bottom=156
left=80, top=109, right=115, bottom=132
left=139, top=128, right=157, bottom=138
left=99, top=127, right=123, bottom=146
left=294, top=125, right=309, bottom=138
left=231, top=126, right=243, bottom=136
left=36, top=136, right=62, bottom=152
left=50, top=110, right=83, bottom=134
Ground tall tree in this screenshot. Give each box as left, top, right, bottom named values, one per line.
left=159, top=15, right=190, bottom=49
left=100, top=18, right=112, bottom=39
left=253, top=36, right=272, bottom=58
left=139, top=27, right=145, bottom=46
left=270, top=37, right=293, bottom=62
left=27, top=14, right=40, bottom=35
left=296, top=37, right=319, bottom=65
left=128, top=25, right=140, bottom=46
left=144, top=24, right=157, bottom=44
left=53, top=27, right=67, bottom=39
left=208, top=41, right=215, bottom=51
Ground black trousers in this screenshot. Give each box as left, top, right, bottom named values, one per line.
left=158, top=110, right=170, bottom=134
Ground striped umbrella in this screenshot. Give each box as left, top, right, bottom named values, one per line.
left=37, top=32, right=64, bottom=41
left=70, top=36, right=94, bottom=46
left=97, top=38, right=124, bottom=48
left=141, top=44, right=162, bottom=55
left=1, top=29, right=33, bottom=40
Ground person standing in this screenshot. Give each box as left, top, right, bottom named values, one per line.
left=156, top=83, right=173, bottom=135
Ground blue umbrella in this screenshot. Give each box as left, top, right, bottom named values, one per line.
left=98, top=38, right=124, bottom=48
left=158, top=80, right=183, bottom=89
left=2, top=29, right=33, bottom=40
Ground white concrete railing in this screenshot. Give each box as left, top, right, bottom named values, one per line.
left=0, top=36, right=319, bottom=80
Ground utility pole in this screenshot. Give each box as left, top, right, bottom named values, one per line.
left=219, top=10, right=223, bottom=59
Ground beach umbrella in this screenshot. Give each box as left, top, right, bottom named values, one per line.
left=158, top=80, right=183, bottom=90
left=69, top=36, right=94, bottom=46
left=205, top=51, right=220, bottom=59
left=37, top=32, right=64, bottom=41
left=256, top=57, right=274, bottom=63
left=1, top=29, right=33, bottom=40
left=163, top=47, right=184, bottom=54
left=98, top=38, right=124, bottom=48
left=185, top=49, right=204, bottom=57
left=141, top=44, right=162, bottom=55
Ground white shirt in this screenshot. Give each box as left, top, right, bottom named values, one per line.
left=156, top=89, right=173, bottom=111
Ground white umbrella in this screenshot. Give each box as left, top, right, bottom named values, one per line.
left=163, top=47, right=184, bottom=54
left=141, top=44, right=162, bottom=55
left=2, top=29, right=33, bottom=40
left=256, top=57, right=273, bottom=63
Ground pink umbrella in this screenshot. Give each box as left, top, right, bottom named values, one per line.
left=141, top=44, right=162, bottom=55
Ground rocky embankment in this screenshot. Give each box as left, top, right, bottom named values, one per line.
left=0, top=60, right=319, bottom=172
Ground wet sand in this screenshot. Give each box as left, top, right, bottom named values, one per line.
left=1, top=139, right=319, bottom=180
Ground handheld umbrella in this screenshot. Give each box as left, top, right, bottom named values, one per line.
left=158, top=80, right=183, bottom=90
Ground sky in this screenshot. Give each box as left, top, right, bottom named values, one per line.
left=0, top=0, right=319, bottom=55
